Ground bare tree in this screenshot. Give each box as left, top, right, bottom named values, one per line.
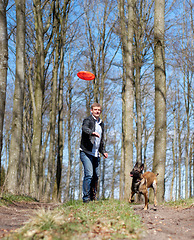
left=64, top=73, right=73, bottom=201
left=0, top=0, right=8, bottom=187
left=170, top=109, right=176, bottom=200
left=55, top=0, right=71, bottom=202
left=177, top=81, right=183, bottom=199
left=44, top=0, right=60, bottom=201
left=182, top=0, right=193, bottom=199
left=118, top=0, right=135, bottom=200
left=28, top=0, right=57, bottom=199
left=133, top=0, right=154, bottom=165
left=6, top=0, right=25, bottom=194
left=111, top=132, right=119, bottom=198
left=153, top=0, right=166, bottom=202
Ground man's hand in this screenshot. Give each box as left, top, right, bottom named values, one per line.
left=103, top=153, right=108, bottom=158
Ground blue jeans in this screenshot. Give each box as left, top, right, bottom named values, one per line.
left=80, top=151, right=100, bottom=202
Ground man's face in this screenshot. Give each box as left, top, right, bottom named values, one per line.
left=91, top=107, right=101, bottom=119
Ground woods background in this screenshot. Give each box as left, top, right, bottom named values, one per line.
left=0, top=0, right=193, bottom=202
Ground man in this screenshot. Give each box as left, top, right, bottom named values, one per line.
left=80, top=103, right=108, bottom=203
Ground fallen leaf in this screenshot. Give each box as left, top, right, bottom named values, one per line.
left=156, top=228, right=162, bottom=232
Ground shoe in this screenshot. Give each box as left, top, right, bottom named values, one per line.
left=83, top=199, right=90, bottom=203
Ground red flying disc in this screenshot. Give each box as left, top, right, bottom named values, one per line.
left=77, top=71, right=95, bottom=81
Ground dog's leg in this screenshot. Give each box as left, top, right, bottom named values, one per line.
left=153, top=180, right=157, bottom=207
left=129, top=191, right=135, bottom=203
left=143, top=191, right=148, bottom=210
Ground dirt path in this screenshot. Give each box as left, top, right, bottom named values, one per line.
left=132, top=204, right=194, bottom=240
left=0, top=201, right=59, bottom=238
left=0, top=202, right=193, bottom=239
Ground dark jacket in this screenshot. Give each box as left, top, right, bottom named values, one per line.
left=80, top=115, right=106, bottom=156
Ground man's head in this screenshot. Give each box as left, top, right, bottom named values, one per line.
left=91, top=103, right=102, bottom=120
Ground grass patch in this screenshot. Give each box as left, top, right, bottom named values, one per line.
left=0, top=193, right=36, bottom=206
left=4, top=199, right=143, bottom=240
left=165, top=197, right=194, bottom=208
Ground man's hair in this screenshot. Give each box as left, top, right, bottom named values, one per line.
left=91, top=103, right=102, bottom=110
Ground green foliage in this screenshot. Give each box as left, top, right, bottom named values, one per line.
left=0, top=194, right=37, bottom=206
left=4, top=199, right=143, bottom=240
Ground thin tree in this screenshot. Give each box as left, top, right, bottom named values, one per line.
left=56, top=28, right=64, bottom=203
left=30, top=0, right=55, bottom=199
left=170, top=109, right=176, bottom=200
left=44, top=0, right=60, bottom=201
left=118, top=0, right=135, bottom=200
left=153, top=0, right=166, bottom=202
left=30, top=0, right=46, bottom=199
left=133, top=0, right=154, bottom=165
left=0, top=0, right=8, bottom=187
left=51, top=0, right=71, bottom=202
left=177, top=80, right=183, bottom=199
left=6, top=0, right=25, bottom=194
left=64, top=73, right=73, bottom=201
left=181, top=0, right=193, bottom=199
left=111, top=132, right=119, bottom=199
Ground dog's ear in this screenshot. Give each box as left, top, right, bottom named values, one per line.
left=140, top=164, right=144, bottom=171
left=134, top=162, right=138, bottom=168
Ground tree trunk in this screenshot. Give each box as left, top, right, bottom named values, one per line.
left=182, top=0, right=193, bottom=200
left=56, top=43, right=64, bottom=202
left=170, top=110, right=176, bottom=200
left=79, top=160, right=83, bottom=200
left=55, top=0, right=71, bottom=202
left=64, top=75, right=72, bottom=201
left=111, top=133, right=117, bottom=199
left=101, top=157, right=105, bottom=199
left=119, top=89, right=125, bottom=200
left=153, top=0, right=166, bottom=203
left=118, top=0, right=135, bottom=200
left=191, top=136, right=194, bottom=197
left=30, top=0, right=45, bottom=199
left=0, top=0, right=8, bottom=187
left=183, top=48, right=191, bottom=199
left=22, top=75, right=33, bottom=195
left=6, top=0, right=25, bottom=194
left=45, top=50, right=58, bottom=201
left=177, top=81, right=182, bottom=199
left=135, top=66, right=142, bottom=164
left=189, top=138, right=193, bottom=198
left=45, top=4, right=60, bottom=200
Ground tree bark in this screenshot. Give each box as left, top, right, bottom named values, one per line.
left=118, top=0, right=135, bottom=200
left=45, top=49, right=58, bottom=201
left=64, top=74, right=72, bottom=201
left=6, top=0, right=25, bottom=194
left=177, top=82, right=182, bottom=199
left=111, top=133, right=117, bottom=199
left=45, top=1, right=60, bottom=201
left=0, top=0, right=8, bottom=187
left=55, top=0, right=71, bottom=202
left=56, top=40, right=64, bottom=202
left=30, top=0, right=45, bottom=199
left=170, top=110, right=176, bottom=200
left=153, top=0, right=166, bottom=202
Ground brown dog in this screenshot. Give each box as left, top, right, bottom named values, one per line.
left=128, top=162, right=159, bottom=210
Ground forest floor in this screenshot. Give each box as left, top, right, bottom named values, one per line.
left=131, top=204, right=194, bottom=240
left=0, top=201, right=60, bottom=239
left=0, top=201, right=193, bottom=239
